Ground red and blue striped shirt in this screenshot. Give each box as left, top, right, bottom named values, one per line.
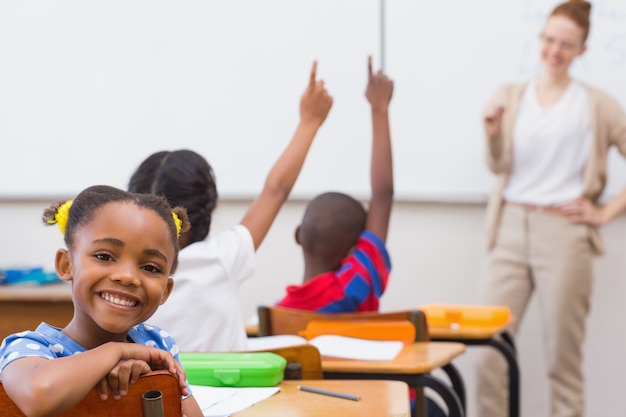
left=276, top=231, right=391, bottom=312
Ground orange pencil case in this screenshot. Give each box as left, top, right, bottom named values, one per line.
left=419, top=304, right=511, bottom=328
left=299, top=320, right=416, bottom=343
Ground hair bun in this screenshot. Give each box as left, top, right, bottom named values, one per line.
left=569, top=0, right=591, bottom=14
left=551, top=0, right=592, bottom=42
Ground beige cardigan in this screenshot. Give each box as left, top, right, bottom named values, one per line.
left=484, top=82, right=626, bottom=255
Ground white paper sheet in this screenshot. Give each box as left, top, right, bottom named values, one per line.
left=246, top=334, right=403, bottom=361
left=245, top=335, right=308, bottom=351
left=308, top=335, right=403, bottom=361
left=190, top=385, right=280, bottom=417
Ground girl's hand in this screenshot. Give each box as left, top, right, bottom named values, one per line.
left=300, top=61, right=333, bottom=126
left=117, top=343, right=189, bottom=397
left=97, top=359, right=152, bottom=400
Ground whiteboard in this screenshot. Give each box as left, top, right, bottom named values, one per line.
left=1, top=0, right=625, bottom=202
left=0, top=0, right=380, bottom=199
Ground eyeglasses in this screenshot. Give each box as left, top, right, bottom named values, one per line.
left=540, top=34, right=582, bottom=52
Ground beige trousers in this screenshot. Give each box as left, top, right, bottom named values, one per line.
left=476, top=204, right=594, bottom=417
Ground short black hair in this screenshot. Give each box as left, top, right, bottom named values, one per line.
left=298, top=192, right=367, bottom=261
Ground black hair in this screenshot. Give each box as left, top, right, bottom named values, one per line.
left=42, top=185, right=190, bottom=273
left=298, top=192, right=367, bottom=262
left=128, top=149, right=218, bottom=245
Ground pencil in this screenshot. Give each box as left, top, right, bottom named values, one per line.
left=297, top=385, right=361, bottom=401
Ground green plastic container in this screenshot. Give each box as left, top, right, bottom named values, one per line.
left=179, top=352, right=286, bottom=387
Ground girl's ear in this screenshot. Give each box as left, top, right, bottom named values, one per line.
left=160, top=278, right=174, bottom=305
left=55, top=249, right=73, bottom=282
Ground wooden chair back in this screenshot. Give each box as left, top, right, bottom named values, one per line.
left=248, top=343, right=324, bottom=380
left=0, top=370, right=182, bottom=417
left=257, top=306, right=430, bottom=342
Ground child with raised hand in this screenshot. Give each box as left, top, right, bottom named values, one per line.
left=0, top=185, right=203, bottom=417
left=128, top=61, right=333, bottom=352
left=276, top=56, right=394, bottom=312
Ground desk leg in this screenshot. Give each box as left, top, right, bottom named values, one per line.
left=441, top=363, right=465, bottom=411
left=413, top=374, right=465, bottom=417
left=437, top=337, right=519, bottom=417
left=414, top=387, right=428, bottom=417
left=484, top=338, right=519, bottom=417
left=323, top=372, right=465, bottom=417
left=500, top=330, right=516, bottom=355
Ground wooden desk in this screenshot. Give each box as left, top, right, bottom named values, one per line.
left=0, top=283, right=73, bottom=339
left=235, top=380, right=410, bottom=417
left=322, top=342, right=466, bottom=417
left=429, top=324, right=519, bottom=417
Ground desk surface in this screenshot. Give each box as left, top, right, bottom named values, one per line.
left=234, top=380, right=410, bottom=417
left=321, top=341, right=465, bottom=374
left=0, top=282, right=72, bottom=301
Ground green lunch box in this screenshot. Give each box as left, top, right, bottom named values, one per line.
left=179, top=352, right=286, bottom=387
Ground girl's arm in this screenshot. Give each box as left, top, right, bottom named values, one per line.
left=183, top=395, right=204, bottom=417
left=241, top=61, right=333, bottom=249
left=1, top=342, right=185, bottom=417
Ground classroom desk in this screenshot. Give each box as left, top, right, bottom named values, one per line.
left=0, top=283, right=73, bottom=339
left=235, top=380, right=410, bottom=417
left=322, top=341, right=467, bottom=417
left=429, top=324, right=519, bottom=417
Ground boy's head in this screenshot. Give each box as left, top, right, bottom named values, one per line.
left=128, top=149, right=218, bottom=245
left=296, top=192, right=366, bottom=266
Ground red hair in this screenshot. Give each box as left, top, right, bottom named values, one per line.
left=550, top=0, right=592, bottom=42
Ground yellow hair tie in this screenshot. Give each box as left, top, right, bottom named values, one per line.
left=48, top=200, right=73, bottom=235
left=172, top=212, right=182, bottom=237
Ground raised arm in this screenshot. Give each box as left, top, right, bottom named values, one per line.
left=365, top=56, right=394, bottom=242
left=241, top=61, right=333, bottom=249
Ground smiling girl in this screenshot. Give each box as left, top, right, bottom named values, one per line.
left=0, top=185, right=203, bottom=417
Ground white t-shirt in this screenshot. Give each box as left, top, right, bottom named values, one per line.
left=148, top=224, right=255, bottom=352
left=504, top=79, right=592, bottom=206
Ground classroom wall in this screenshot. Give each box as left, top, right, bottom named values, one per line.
left=2, top=199, right=625, bottom=417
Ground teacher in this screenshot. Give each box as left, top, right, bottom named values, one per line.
left=477, top=1, right=626, bottom=416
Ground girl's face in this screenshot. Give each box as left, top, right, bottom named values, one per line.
left=540, top=15, right=586, bottom=77
left=57, top=202, right=175, bottom=343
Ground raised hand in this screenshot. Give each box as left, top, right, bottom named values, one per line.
left=483, top=100, right=505, bottom=138
left=365, top=56, right=394, bottom=112
left=300, top=60, right=333, bottom=126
